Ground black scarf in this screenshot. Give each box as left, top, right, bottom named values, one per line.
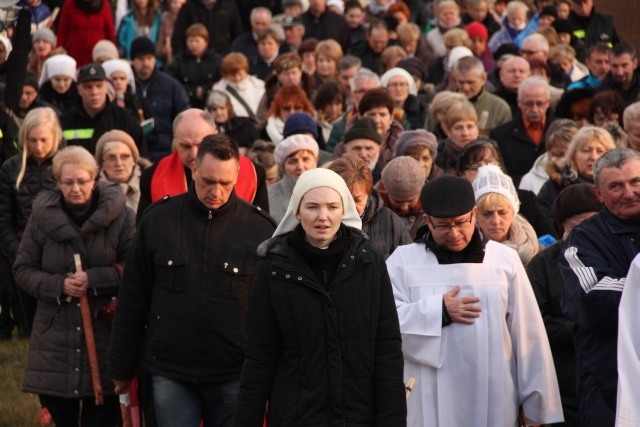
left=289, top=223, right=352, bottom=290
left=424, top=227, right=486, bottom=264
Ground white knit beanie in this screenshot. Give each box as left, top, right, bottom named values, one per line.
left=472, top=164, right=520, bottom=214
left=102, top=59, right=136, bottom=94
left=39, top=54, right=77, bottom=87
left=274, top=134, right=319, bottom=172
left=380, top=67, right=418, bottom=96
left=448, top=46, right=474, bottom=71
left=273, top=168, right=362, bottom=237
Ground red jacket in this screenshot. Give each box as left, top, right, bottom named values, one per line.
left=57, top=0, right=115, bottom=67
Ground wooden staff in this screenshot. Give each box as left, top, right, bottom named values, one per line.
left=405, top=377, right=416, bottom=399
left=75, top=254, right=104, bottom=405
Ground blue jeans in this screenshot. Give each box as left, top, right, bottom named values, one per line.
left=152, top=375, right=240, bottom=427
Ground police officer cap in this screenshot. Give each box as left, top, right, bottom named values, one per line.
left=77, top=63, right=107, bottom=83
left=421, top=175, right=475, bottom=218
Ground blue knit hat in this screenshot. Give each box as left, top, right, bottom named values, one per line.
left=283, top=112, right=318, bottom=139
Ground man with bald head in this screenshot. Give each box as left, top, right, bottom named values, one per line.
left=495, top=55, right=531, bottom=116
left=490, top=76, right=556, bottom=186
left=137, top=109, right=269, bottom=221
left=521, top=34, right=550, bottom=64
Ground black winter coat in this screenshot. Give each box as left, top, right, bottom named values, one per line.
left=108, top=186, right=276, bottom=384
left=166, top=48, right=222, bottom=110
left=0, top=155, right=58, bottom=261
left=300, top=10, right=351, bottom=53
left=527, top=241, right=579, bottom=426
left=489, top=112, right=556, bottom=187
left=60, top=96, right=146, bottom=157
left=13, top=182, right=136, bottom=398
left=362, top=191, right=412, bottom=259
left=171, top=0, right=243, bottom=56
left=234, top=228, right=407, bottom=427
left=38, top=80, right=79, bottom=113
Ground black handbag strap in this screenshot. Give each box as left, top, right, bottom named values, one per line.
left=226, top=85, right=257, bottom=120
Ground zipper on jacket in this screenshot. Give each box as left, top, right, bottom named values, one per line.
left=208, top=210, right=212, bottom=219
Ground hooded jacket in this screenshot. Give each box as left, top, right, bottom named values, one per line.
left=13, top=182, right=135, bottom=398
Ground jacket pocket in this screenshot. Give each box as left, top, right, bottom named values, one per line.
left=153, top=251, right=190, bottom=292
left=217, top=258, right=253, bottom=300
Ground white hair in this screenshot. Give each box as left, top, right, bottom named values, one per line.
left=523, top=33, right=550, bottom=53
left=517, top=76, right=551, bottom=100
left=506, top=0, right=529, bottom=16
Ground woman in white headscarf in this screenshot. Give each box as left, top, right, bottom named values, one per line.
left=234, top=168, right=407, bottom=427
left=380, top=67, right=426, bottom=130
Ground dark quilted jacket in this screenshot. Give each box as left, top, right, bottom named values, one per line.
left=361, top=191, right=412, bottom=260
left=13, top=182, right=135, bottom=398
left=0, top=155, right=58, bottom=261
left=234, top=229, right=407, bottom=427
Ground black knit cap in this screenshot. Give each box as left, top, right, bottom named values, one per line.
left=344, top=116, right=382, bottom=145
left=493, top=43, right=519, bottom=61
left=421, top=175, right=475, bottom=218
left=552, top=19, right=574, bottom=35
left=130, top=37, right=156, bottom=60
left=552, top=183, right=603, bottom=224
left=540, top=5, right=558, bottom=19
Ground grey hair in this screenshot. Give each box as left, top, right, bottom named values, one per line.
left=250, top=7, right=272, bottom=22
left=518, top=76, right=551, bottom=100
left=523, top=33, right=549, bottom=53
left=594, top=148, right=640, bottom=188
left=350, top=68, right=381, bottom=93
left=338, top=54, right=362, bottom=72
left=172, top=109, right=216, bottom=135
left=454, top=55, right=485, bottom=76
left=506, top=0, right=529, bottom=16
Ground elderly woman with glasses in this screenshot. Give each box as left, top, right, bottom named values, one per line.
left=381, top=67, right=427, bottom=130
left=13, top=145, right=135, bottom=427
left=95, top=130, right=152, bottom=212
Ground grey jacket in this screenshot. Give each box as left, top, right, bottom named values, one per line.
left=13, top=182, right=136, bottom=398
left=267, top=175, right=296, bottom=225
left=362, top=191, right=412, bottom=259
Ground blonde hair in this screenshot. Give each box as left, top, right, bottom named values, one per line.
left=397, top=23, right=420, bottom=45
left=430, top=91, right=467, bottom=118
left=16, top=107, right=63, bottom=189
left=380, top=45, right=408, bottom=74
left=476, top=192, right=512, bottom=212
left=52, top=146, right=99, bottom=181
left=443, top=28, right=471, bottom=49
left=549, top=44, right=576, bottom=63
left=561, top=126, right=616, bottom=178
left=315, top=39, right=343, bottom=64
left=444, top=100, right=478, bottom=129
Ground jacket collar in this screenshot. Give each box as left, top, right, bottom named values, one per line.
left=186, top=182, right=238, bottom=218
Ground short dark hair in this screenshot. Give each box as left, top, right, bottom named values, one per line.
left=588, top=42, right=610, bottom=58
left=588, top=90, right=625, bottom=126
left=358, top=88, right=394, bottom=116
left=344, top=0, right=364, bottom=13
left=196, top=134, right=239, bottom=166
left=367, top=19, right=388, bottom=36
left=456, top=138, right=505, bottom=175
left=610, top=43, right=636, bottom=61
left=314, top=81, right=347, bottom=113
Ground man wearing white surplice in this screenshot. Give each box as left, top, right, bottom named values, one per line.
left=386, top=175, right=563, bottom=427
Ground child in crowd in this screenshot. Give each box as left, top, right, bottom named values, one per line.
left=166, top=24, right=221, bottom=110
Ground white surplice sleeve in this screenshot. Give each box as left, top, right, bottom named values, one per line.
left=616, top=254, right=640, bottom=421
left=387, top=245, right=445, bottom=368
left=505, top=248, right=564, bottom=424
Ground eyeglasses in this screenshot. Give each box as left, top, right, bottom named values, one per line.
left=104, top=153, right=133, bottom=163
left=429, top=213, right=474, bottom=232
left=387, top=82, right=409, bottom=89
left=520, top=49, right=541, bottom=56
left=281, top=105, right=304, bottom=112
left=520, top=100, right=549, bottom=108
left=353, top=89, right=368, bottom=95
left=60, top=179, right=93, bottom=189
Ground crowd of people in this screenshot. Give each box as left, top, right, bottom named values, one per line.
left=0, top=0, right=639, bottom=426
